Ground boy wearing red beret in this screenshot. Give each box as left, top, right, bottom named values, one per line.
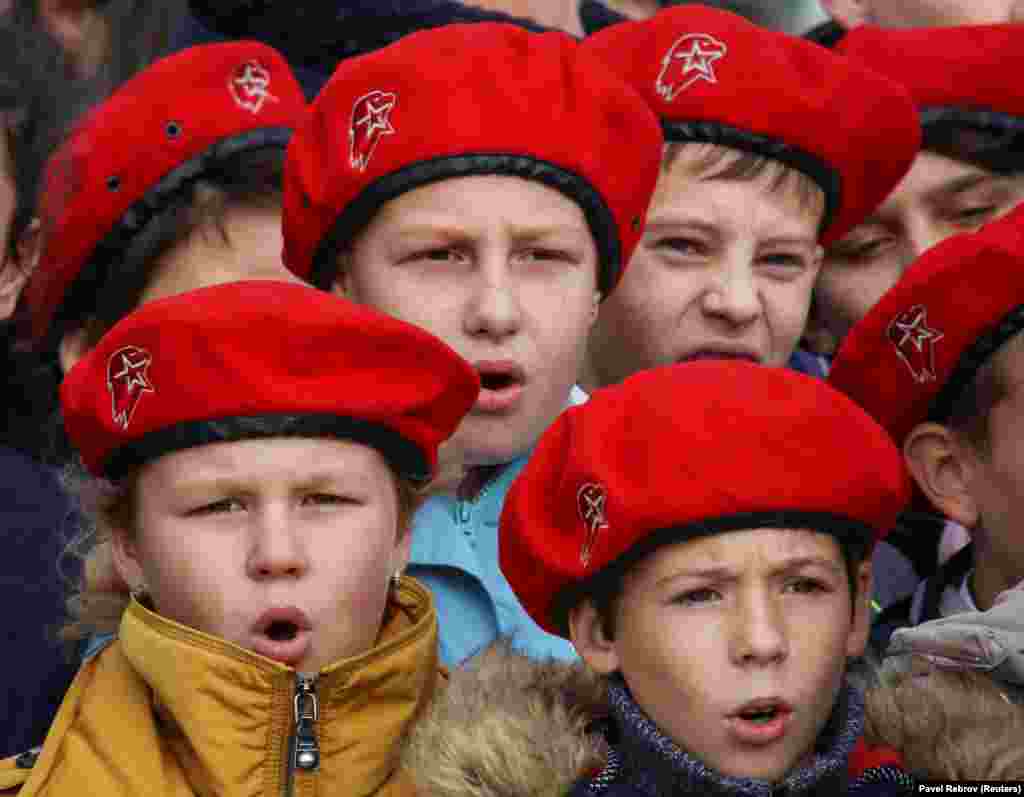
left=829, top=204, right=1024, bottom=653
left=578, top=5, right=920, bottom=390
left=814, top=24, right=1024, bottom=351
left=24, top=41, right=308, bottom=373
left=281, top=23, right=663, bottom=665
left=0, top=280, right=480, bottom=795
left=404, top=362, right=914, bottom=795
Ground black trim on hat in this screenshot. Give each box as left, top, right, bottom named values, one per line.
left=46, top=127, right=293, bottom=349
left=550, top=509, right=875, bottom=635
left=102, top=412, right=431, bottom=484
left=927, top=303, right=1024, bottom=426
left=309, top=152, right=622, bottom=297
left=921, top=106, right=1024, bottom=175
left=661, top=120, right=842, bottom=236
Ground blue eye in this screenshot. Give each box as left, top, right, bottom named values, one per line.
left=671, top=587, right=720, bottom=606
left=187, top=498, right=244, bottom=517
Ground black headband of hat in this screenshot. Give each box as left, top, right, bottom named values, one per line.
left=46, top=126, right=293, bottom=351
left=309, top=152, right=622, bottom=297
left=661, top=119, right=842, bottom=237
left=928, top=303, right=1024, bottom=426
left=549, top=509, right=875, bottom=636
left=921, top=106, right=1024, bottom=175
left=102, top=412, right=431, bottom=484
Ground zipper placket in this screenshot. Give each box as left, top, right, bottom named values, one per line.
left=285, top=673, right=320, bottom=796
left=455, top=474, right=499, bottom=523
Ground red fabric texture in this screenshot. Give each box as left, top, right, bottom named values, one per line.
left=580, top=4, right=921, bottom=246
left=838, top=24, right=1024, bottom=119
left=829, top=203, right=1024, bottom=447
left=281, top=22, right=663, bottom=294
left=500, top=361, right=911, bottom=637
left=60, top=281, right=480, bottom=479
left=26, top=41, right=307, bottom=341
left=848, top=736, right=905, bottom=776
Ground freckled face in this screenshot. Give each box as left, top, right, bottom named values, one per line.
left=116, top=437, right=407, bottom=671
left=588, top=529, right=870, bottom=783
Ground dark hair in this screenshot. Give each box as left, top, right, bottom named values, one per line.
left=586, top=533, right=870, bottom=641
left=945, top=328, right=1024, bottom=457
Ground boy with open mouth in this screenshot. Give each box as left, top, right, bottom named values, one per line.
left=405, top=361, right=914, bottom=795
left=0, top=280, right=479, bottom=795
left=280, top=21, right=663, bottom=664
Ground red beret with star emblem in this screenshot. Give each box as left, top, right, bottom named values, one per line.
left=281, top=22, right=663, bottom=296
left=829, top=203, right=1024, bottom=448
left=25, top=41, right=307, bottom=344
left=60, top=280, right=480, bottom=483
left=500, top=361, right=910, bottom=637
left=837, top=24, right=1024, bottom=172
left=580, top=5, right=922, bottom=245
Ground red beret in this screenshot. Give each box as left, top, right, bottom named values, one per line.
left=500, top=362, right=911, bottom=637
left=60, top=281, right=480, bottom=482
left=281, top=22, right=663, bottom=296
left=581, top=5, right=922, bottom=245
left=837, top=25, right=1024, bottom=137
left=829, top=203, right=1024, bottom=448
left=26, top=41, right=307, bottom=344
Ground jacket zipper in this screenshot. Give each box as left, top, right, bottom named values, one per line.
left=285, top=673, right=320, bottom=795
left=455, top=473, right=499, bottom=523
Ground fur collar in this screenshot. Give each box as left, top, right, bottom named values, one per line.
left=402, top=642, right=609, bottom=797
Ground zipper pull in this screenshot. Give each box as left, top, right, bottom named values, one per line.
left=293, top=674, right=320, bottom=772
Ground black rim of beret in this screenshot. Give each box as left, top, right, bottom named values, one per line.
left=46, top=126, right=294, bottom=350
left=921, top=106, right=1024, bottom=174
left=309, top=152, right=622, bottom=297
left=927, top=303, right=1024, bottom=427
left=102, top=413, right=431, bottom=484
left=660, top=119, right=842, bottom=237
left=549, top=509, right=875, bottom=635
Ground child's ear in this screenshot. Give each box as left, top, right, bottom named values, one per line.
left=903, top=422, right=980, bottom=530
left=569, top=599, right=620, bottom=676
left=846, top=559, right=873, bottom=658
left=108, top=528, right=145, bottom=595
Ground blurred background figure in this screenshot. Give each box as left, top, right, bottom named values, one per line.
left=820, top=0, right=1024, bottom=27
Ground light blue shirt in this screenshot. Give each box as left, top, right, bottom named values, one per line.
left=408, top=386, right=588, bottom=667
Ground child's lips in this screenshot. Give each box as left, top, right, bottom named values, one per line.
left=250, top=630, right=312, bottom=667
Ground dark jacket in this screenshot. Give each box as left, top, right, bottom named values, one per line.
left=0, top=447, right=78, bottom=758
left=870, top=543, right=975, bottom=657
left=176, top=0, right=548, bottom=98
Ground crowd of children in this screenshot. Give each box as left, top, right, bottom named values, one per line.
left=1, top=1, right=1023, bottom=794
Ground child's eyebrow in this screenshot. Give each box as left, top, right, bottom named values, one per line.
left=655, top=556, right=844, bottom=585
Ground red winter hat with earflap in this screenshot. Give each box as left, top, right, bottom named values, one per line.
left=829, top=203, right=1024, bottom=449
left=61, top=281, right=480, bottom=483
left=501, top=361, right=911, bottom=637
left=25, top=41, right=307, bottom=345
left=281, top=22, right=663, bottom=297
left=581, top=4, right=922, bottom=245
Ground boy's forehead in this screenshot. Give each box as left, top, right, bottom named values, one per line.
left=630, top=528, right=846, bottom=581
left=654, top=143, right=825, bottom=230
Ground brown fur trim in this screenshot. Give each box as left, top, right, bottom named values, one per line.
left=402, top=641, right=609, bottom=797
left=864, top=659, right=1024, bottom=781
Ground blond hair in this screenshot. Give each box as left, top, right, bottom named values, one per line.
left=59, top=457, right=425, bottom=641
left=864, top=655, right=1024, bottom=781
left=662, top=141, right=826, bottom=221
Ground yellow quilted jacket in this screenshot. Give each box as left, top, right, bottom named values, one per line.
left=0, top=576, right=439, bottom=797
